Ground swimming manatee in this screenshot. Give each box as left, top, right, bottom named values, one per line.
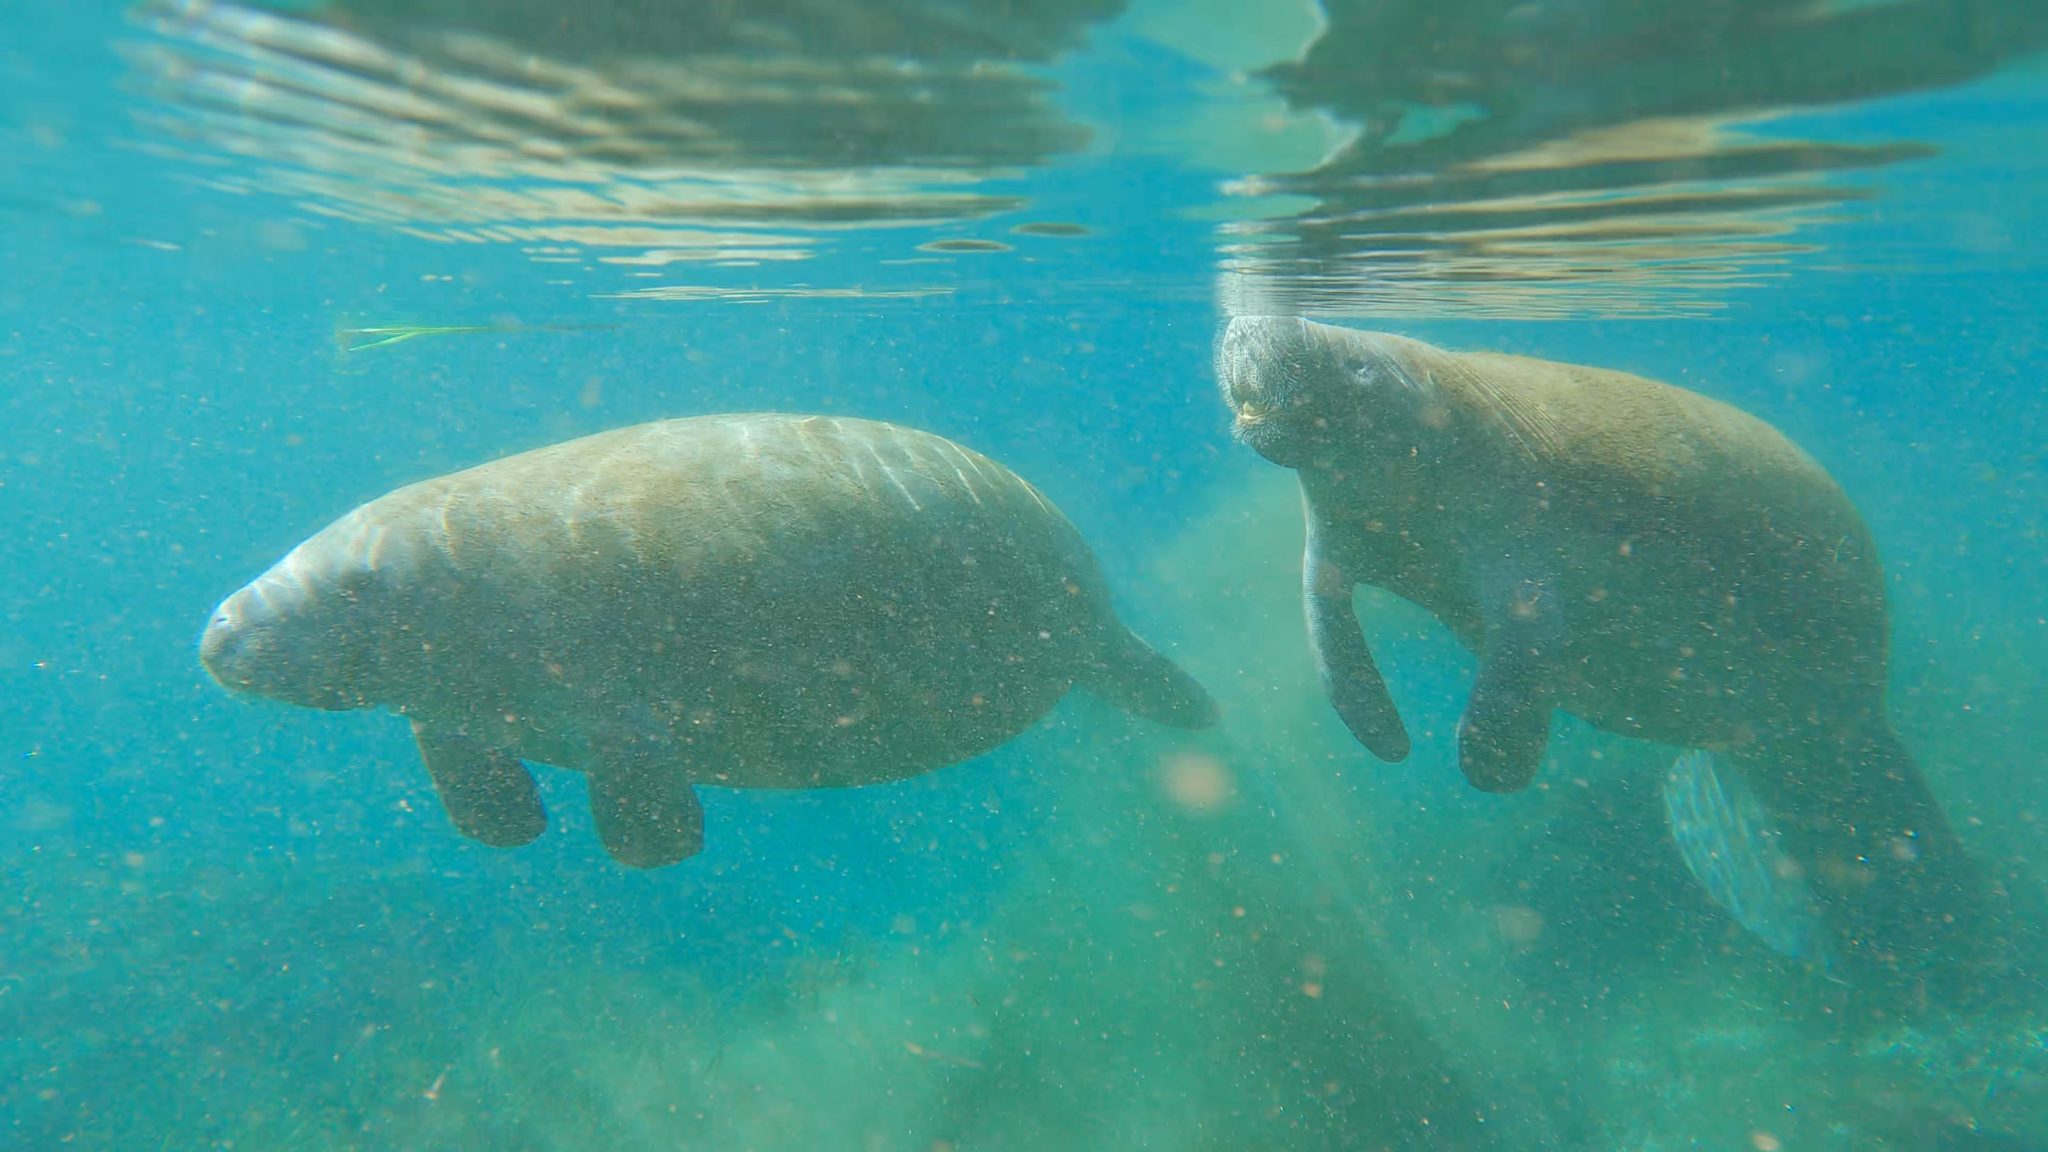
left=1215, top=316, right=1997, bottom=990
left=200, top=413, right=1217, bottom=868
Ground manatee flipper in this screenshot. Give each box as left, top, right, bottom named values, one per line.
left=586, top=741, right=705, bottom=869
left=1457, top=571, right=1561, bottom=792
left=1078, top=627, right=1220, bottom=729
left=412, top=720, right=546, bottom=848
left=1661, top=749, right=1831, bottom=964
left=1303, top=509, right=1409, bottom=762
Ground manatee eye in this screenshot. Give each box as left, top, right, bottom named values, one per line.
left=1342, top=357, right=1368, bottom=376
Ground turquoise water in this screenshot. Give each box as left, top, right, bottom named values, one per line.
left=3, top=2, right=2045, bottom=1148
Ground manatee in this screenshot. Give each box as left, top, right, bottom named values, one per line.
left=199, top=413, right=1217, bottom=868
left=1215, top=316, right=1992, bottom=983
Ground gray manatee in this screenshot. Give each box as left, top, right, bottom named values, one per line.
left=200, top=413, right=1217, bottom=868
left=1215, top=316, right=1992, bottom=984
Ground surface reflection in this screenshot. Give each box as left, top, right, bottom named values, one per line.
left=1218, top=0, right=2048, bottom=318
left=120, top=0, right=1122, bottom=297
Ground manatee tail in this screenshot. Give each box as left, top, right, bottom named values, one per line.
left=1700, top=725, right=2012, bottom=1002
left=1077, top=625, right=1220, bottom=730
left=1661, top=749, right=1834, bottom=967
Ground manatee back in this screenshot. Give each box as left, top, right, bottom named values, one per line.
left=1382, top=336, right=1892, bottom=736
left=1380, top=336, right=1848, bottom=521
left=1471, top=351, right=1844, bottom=512
left=337, top=413, right=1124, bottom=786
left=386, top=413, right=1095, bottom=587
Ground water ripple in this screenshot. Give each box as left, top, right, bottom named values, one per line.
left=118, top=0, right=1121, bottom=299
left=1215, top=0, right=2048, bottom=318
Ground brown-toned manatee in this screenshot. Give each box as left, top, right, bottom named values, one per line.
left=1215, top=316, right=1994, bottom=986
left=200, top=413, right=1217, bottom=868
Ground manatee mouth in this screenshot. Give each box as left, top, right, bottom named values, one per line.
left=1228, top=397, right=1273, bottom=437
left=1222, top=372, right=1314, bottom=467
left=1223, top=370, right=1281, bottom=434
left=1226, top=391, right=1306, bottom=467
left=1228, top=398, right=1301, bottom=466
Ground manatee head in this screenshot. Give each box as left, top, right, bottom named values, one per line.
left=1216, top=315, right=1429, bottom=470
left=200, top=513, right=411, bottom=712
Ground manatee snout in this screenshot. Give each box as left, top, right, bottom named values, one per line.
left=201, top=582, right=292, bottom=698
left=199, top=566, right=363, bottom=712
left=1216, top=316, right=1301, bottom=421
left=197, top=594, right=247, bottom=684
left=1217, top=315, right=1366, bottom=467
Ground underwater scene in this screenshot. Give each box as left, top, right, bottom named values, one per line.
left=3, top=1, right=2046, bottom=1148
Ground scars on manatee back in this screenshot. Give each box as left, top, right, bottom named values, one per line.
left=199, top=412, right=1217, bottom=869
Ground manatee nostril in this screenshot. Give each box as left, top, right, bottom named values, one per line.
left=199, top=615, right=239, bottom=666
